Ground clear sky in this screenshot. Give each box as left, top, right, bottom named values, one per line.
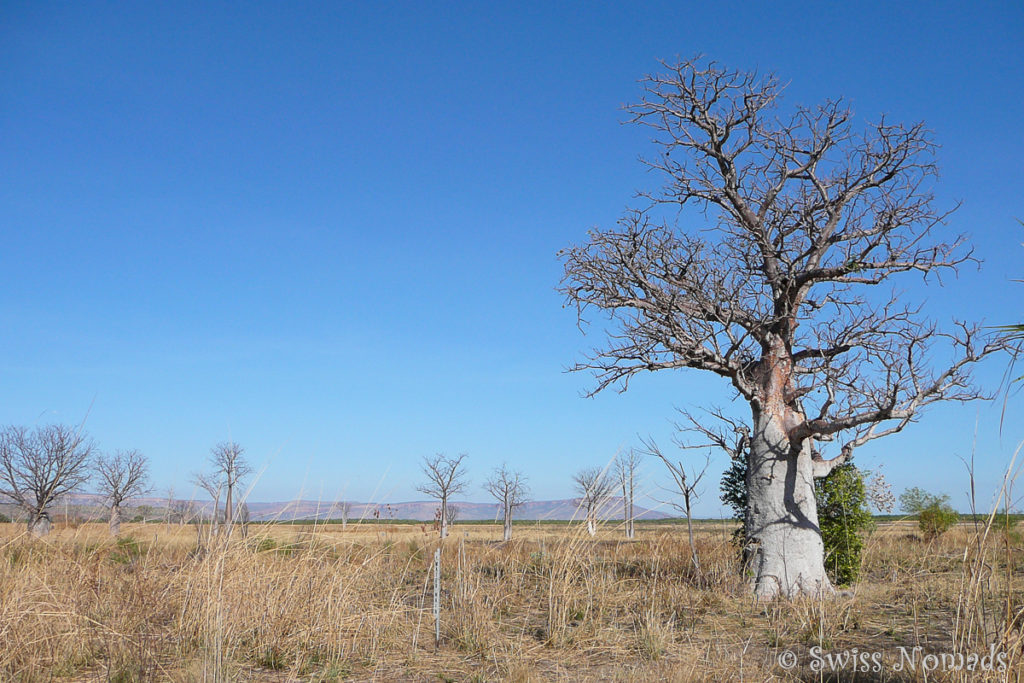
left=2, top=1, right=1022, bottom=515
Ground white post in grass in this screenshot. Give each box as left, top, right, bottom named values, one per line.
left=433, top=547, right=441, bottom=649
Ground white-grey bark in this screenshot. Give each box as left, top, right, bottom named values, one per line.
left=28, top=511, right=51, bottom=537
left=745, top=407, right=831, bottom=599
left=109, top=503, right=122, bottom=537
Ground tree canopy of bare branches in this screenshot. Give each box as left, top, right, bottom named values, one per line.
left=572, top=466, right=615, bottom=536
left=0, top=424, right=94, bottom=536
left=416, top=453, right=468, bottom=539
left=94, top=449, right=150, bottom=536
left=484, top=464, right=530, bottom=541
left=559, top=57, right=1015, bottom=598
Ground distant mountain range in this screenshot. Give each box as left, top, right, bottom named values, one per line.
left=53, top=494, right=674, bottom=521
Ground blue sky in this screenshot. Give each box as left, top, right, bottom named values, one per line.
left=2, top=2, right=1022, bottom=515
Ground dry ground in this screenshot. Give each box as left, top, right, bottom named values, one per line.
left=1, top=518, right=1022, bottom=681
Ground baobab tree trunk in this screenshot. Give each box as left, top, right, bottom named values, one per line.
left=503, top=504, right=512, bottom=542
left=109, top=504, right=122, bottom=537
left=28, top=511, right=51, bottom=537
left=440, top=499, right=448, bottom=539
left=745, top=405, right=832, bottom=599
left=586, top=513, right=596, bottom=537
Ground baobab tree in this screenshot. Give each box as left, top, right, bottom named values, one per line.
left=416, top=453, right=468, bottom=539
left=194, top=441, right=251, bottom=538
left=484, top=464, right=530, bottom=541
left=0, top=424, right=94, bottom=536
left=559, top=57, right=1014, bottom=598
left=94, top=449, right=150, bottom=536
left=573, top=467, right=614, bottom=536
left=615, top=450, right=641, bottom=539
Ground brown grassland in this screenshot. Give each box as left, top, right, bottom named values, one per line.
left=1, top=517, right=1022, bottom=682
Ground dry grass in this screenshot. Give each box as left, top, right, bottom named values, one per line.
left=0, top=518, right=1022, bottom=681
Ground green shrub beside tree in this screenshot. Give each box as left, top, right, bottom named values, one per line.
left=899, top=487, right=959, bottom=539
left=815, top=464, right=873, bottom=585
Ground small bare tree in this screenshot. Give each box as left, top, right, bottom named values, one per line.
left=0, top=424, right=94, bottom=537
left=616, top=450, right=642, bottom=539
left=444, top=504, right=460, bottom=527
left=191, top=472, right=222, bottom=538
left=334, top=500, right=353, bottom=528
left=573, top=466, right=615, bottom=536
left=237, top=502, right=250, bottom=538
left=417, top=453, right=468, bottom=539
left=163, top=487, right=175, bottom=524
left=484, top=464, right=530, bottom=541
left=167, top=497, right=193, bottom=525
left=94, top=449, right=150, bottom=536
left=642, top=435, right=711, bottom=574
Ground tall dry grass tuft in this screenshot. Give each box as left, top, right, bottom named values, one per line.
left=951, top=442, right=1024, bottom=680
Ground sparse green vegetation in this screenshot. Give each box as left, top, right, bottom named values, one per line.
left=815, top=464, right=873, bottom=586
left=918, top=501, right=961, bottom=539
left=899, top=487, right=961, bottom=539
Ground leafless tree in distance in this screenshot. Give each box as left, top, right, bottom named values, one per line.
left=444, top=504, right=460, bottom=528
left=196, top=441, right=251, bottom=539
left=236, top=502, right=250, bottom=538
left=417, top=453, right=468, bottom=539
left=191, top=471, right=222, bottom=538
left=94, top=449, right=150, bottom=536
left=559, top=57, right=1016, bottom=597
left=168, top=497, right=194, bottom=525
left=573, top=466, right=615, bottom=536
left=642, top=435, right=711, bottom=575
left=163, top=486, right=175, bottom=525
left=0, top=424, right=94, bottom=537
left=333, top=500, right=353, bottom=529
left=615, top=450, right=642, bottom=539
left=484, top=464, right=530, bottom=541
